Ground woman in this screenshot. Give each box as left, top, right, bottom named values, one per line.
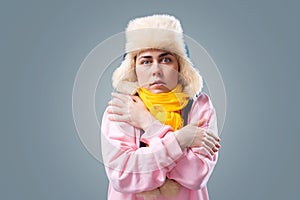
left=101, top=14, right=221, bottom=200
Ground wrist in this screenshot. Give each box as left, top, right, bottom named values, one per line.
left=174, top=131, right=187, bottom=150
left=141, top=113, right=155, bottom=130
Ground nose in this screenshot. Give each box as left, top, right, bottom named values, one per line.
left=151, top=63, right=162, bottom=76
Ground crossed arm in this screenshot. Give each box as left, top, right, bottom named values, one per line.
left=102, top=92, right=220, bottom=199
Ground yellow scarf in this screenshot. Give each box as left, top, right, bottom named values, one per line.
left=138, top=85, right=189, bottom=131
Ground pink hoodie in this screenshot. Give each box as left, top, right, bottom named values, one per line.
left=101, top=93, right=218, bottom=200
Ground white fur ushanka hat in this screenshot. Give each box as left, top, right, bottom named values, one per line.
left=112, top=14, right=203, bottom=98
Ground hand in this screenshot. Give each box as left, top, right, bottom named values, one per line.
left=136, top=188, right=161, bottom=200
left=175, top=118, right=221, bottom=155
left=135, top=179, right=180, bottom=200
left=159, top=178, right=181, bottom=198
left=107, top=92, right=155, bottom=130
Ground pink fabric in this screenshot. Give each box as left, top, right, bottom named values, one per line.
left=101, top=93, right=218, bottom=200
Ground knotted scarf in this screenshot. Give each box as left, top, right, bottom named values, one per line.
left=137, top=85, right=189, bottom=131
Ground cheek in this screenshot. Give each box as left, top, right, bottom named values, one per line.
left=166, top=70, right=179, bottom=87
left=135, top=69, right=148, bottom=84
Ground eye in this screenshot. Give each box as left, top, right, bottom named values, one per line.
left=161, top=57, right=171, bottom=63
left=141, top=60, right=151, bottom=65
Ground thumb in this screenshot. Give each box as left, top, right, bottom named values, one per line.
left=191, top=117, right=207, bottom=127
left=131, top=95, right=141, bottom=103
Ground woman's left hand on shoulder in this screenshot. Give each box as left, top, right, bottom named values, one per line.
left=108, top=92, right=154, bottom=130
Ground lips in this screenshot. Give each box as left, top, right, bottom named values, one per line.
left=150, top=80, right=165, bottom=86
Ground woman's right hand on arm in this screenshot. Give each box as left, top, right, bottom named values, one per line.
left=174, top=118, right=221, bottom=155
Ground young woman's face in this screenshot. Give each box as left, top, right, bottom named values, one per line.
left=135, top=49, right=179, bottom=94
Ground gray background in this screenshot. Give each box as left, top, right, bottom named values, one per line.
left=1, top=0, right=299, bottom=199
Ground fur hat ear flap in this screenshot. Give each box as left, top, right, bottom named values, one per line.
left=178, top=56, right=203, bottom=97
left=112, top=54, right=139, bottom=95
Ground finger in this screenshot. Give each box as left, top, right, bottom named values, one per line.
left=205, top=130, right=221, bottom=142
left=107, top=106, right=125, bottom=115
left=204, top=132, right=221, bottom=148
left=203, top=134, right=220, bottom=153
left=203, top=136, right=217, bottom=151
left=203, top=142, right=215, bottom=156
left=108, top=114, right=130, bottom=123
left=190, top=117, right=207, bottom=127
left=198, top=117, right=207, bottom=127
left=205, top=140, right=220, bottom=151
left=206, top=140, right=219, bottom=153
left=110, top=97, right=126, bottom=108
left=111, top=92, right=131, bottom=103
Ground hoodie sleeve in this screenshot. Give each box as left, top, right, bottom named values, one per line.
left=101, top=109, right=184, bottom=194
left=167, top=93, right=219, bottom=190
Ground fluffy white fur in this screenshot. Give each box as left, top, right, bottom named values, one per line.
left=112, top=14, right=203, bottom=98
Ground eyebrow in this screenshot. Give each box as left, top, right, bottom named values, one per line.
left=137, top=52, right=173, bottom=60
left=138, top=55, right=152, bottom=59
left=158, top=52, right=172, bottom=57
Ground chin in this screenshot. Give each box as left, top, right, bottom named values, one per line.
left=149, top=88, right=170, bottom=94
